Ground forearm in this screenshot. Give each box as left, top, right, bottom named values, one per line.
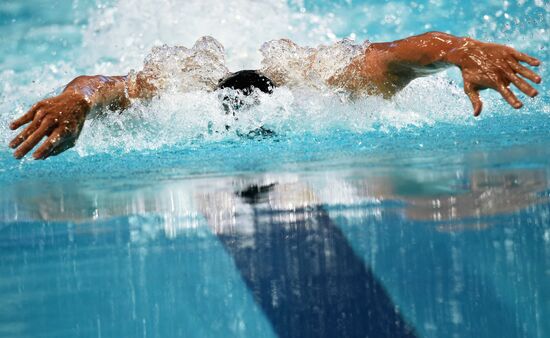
left=63, top=75, right=131, bottom=114
left=338, top=32, right=467, bottom=96
left=372, top=31, right=464, bottom=73
left=63, top=72, right=155, bottom=116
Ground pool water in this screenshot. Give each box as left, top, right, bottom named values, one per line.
left=1, top=0, right=549, bottom=337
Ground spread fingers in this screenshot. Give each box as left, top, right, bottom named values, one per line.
left=512, top=50, right=540, bottom=66
left=496, top=84, right=522, bottom=109
left=508, top=60, right=542, bottom=84
left=10, top=103, right=42, bottom=130
left=33, top=128, right=67, bottom=160
left=507, top=73, right=538, bottom=97
left=9, top=120, right=41, bottom=149
left=13, top=119, right=54, bottom=159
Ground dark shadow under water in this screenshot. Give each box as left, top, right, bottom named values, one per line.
left=219, top=184, right=415, bottom=338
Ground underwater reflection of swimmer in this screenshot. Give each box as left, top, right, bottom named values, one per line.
left=8, top=32, right=542, bottom=159
left=2, top=167, right=547, bottom=229
left=348, top=168, right=549, bottom=230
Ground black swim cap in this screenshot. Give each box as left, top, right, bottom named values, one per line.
left=216, top=70, right=274, bottom=94
left=216, top=70, right=276, bottom=136
left=216, top=70, right=275, bottom=114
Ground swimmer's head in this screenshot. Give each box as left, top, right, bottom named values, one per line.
left=217, top=70, right=274, bottom=94
left=216, top=70, right=275, bottom=113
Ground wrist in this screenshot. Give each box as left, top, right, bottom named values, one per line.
left=398, top=32, right=466, bottom=65
left=60, top=89, right=93, bottom=115
left=443, top=36, right=475, bottom=66
left=62, top=75, right=99, bottom=108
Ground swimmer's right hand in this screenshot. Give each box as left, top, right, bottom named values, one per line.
left=9, top=90, right=90, bottom=160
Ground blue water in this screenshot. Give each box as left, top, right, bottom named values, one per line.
left=1, top=0, right=549, bottom=337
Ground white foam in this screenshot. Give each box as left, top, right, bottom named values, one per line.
left=260, top=38, right=369, bottom=88
left=70, top=74, right=476, bottom=156
left=140, top=36, right=229, bottom=92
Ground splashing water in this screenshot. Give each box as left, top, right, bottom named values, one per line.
left=0, top=0, right=548, bottom=159
left=259, top=38, right=369, bottom=88
left=139, top=36, right=229, bottom=92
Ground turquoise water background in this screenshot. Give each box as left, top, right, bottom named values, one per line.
left=1, top=0, right=549, bottom=337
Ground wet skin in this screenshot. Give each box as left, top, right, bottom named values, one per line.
left=9, top=31, right=541, bottom=160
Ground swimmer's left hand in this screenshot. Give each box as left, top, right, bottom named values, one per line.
left=445, top=39, right=541, bottom=116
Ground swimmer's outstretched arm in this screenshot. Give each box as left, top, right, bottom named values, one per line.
left=9, top=72, right=154, bottom=159
left=341, top=31, right=541, bottom=115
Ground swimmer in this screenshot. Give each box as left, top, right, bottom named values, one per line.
left=8, top=31, right=542, bottom=160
